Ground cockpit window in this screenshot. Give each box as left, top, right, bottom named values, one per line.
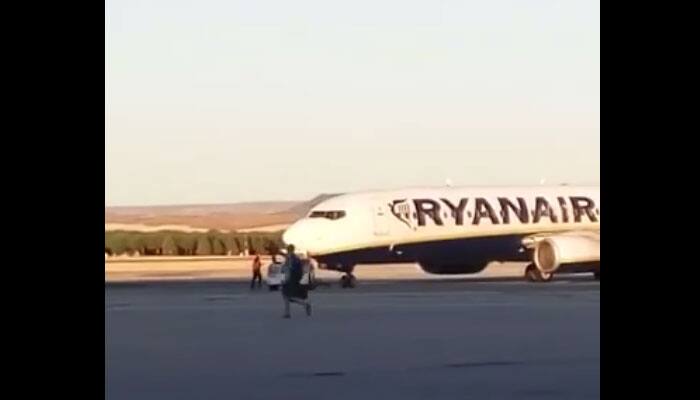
left=308, top=210, right=346, bottom=220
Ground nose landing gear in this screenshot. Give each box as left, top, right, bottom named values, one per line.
left=319, top=262, right=358, bottom=288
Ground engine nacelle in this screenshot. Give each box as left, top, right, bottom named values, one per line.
left=533, top=233, right=600, bottom=274
left=418, top=262, right=488, bottom=275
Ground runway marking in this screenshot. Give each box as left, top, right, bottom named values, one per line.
left=203, top=295, right=247, bottom=302
left=413, top=356, right=600, bottom=373
left=320, top=291, right=507, bottom=298
left=106, top=303, right=131, bottom=310
left=105, top=301, right=599, bottom=312
left=282, top=371, right=346, bottom=378
left=312, top=371, right=345, bottom=377
left=275, top=357, right=599, bottom=380
left=516, top=389, right=563, bottom=397
left=444, top=360, right=523, bottom=368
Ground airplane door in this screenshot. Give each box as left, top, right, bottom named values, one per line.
left=373, top=203, right=389, bottom=236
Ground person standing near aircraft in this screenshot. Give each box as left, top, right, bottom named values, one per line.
left=250, top=252, right=262, bottom=289
left=281, top=244, right=312, bottom=318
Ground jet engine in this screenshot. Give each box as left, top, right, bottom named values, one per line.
left=533, top=232, right=600, bottom=274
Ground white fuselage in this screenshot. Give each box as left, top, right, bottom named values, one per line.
left=283, top=185, right=599, bottom=273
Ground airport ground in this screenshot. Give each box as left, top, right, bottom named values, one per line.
left=106, top=262, right=600, bottom=400
left=106, top=257, right=535, bottom=282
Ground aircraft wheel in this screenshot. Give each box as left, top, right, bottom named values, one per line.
left=340, top=274, right=357, bottom=288
left=525, top=263, right=553, bottom=283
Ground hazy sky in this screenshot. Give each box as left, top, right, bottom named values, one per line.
left=106, top=0, right=599, bottom=206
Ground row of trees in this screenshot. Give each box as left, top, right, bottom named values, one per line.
left=105, top=230, right=285, bottom=256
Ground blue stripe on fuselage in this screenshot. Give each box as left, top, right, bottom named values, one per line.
left=314, top=234, right=530, bottom=267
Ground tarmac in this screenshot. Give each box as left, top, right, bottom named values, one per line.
left=106, top=271, right=599, bottom=400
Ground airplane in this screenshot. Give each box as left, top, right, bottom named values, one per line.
left=282, top=185, right=600, bottom=287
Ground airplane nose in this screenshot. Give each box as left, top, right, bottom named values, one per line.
left=282, top=224, right=300, bottom=247
left=282, top=220, right=322, bottom=254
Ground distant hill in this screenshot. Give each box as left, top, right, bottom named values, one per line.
left=105, top=194, right=342, bottom=232
left=106, top=201, right=300, bottom=217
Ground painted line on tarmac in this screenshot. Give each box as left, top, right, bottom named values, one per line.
left=106, top=301, right=599, bottom=312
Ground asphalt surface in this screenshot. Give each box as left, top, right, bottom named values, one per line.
left=106, top=276, right=600, bottom=400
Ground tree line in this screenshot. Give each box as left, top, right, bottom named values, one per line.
left=105, top=230, right=285, bottom=256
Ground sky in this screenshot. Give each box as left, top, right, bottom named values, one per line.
left=105, top=0, right=599, bottom=206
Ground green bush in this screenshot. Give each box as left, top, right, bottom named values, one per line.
left=105, top=230, right=284, bottom=256
left=211, top=238, right=226, bottom=255
left=195, top=236, right=213, bottom=255
left=225, top=235, right=241, bottom=255
left=161, top=236, right=177, bottom=255
left=264, top=237, right=282, bottom=255
left=105, top=231, right=130, bottom=255
left=174, top=233, right=197, bottom=255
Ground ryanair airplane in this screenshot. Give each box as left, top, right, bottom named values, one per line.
left=282, top=185, right=600, bottom=287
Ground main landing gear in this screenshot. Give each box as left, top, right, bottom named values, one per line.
left=525, top=263, right=554, bottom=283
left=337, top=264, right=357, bottom=288
left=340, top=273, right=357, bottom=288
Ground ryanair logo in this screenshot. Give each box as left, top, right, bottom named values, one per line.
left=388, top=199, right=413, bottom=229
left=387, top=196, right=599, bottom=228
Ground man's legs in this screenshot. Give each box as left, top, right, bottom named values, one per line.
left=252, top=271, right=261, bottom=289
left=288, top=297, right=312, bottom=316
left=282, top=293, right=291, bottom=318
